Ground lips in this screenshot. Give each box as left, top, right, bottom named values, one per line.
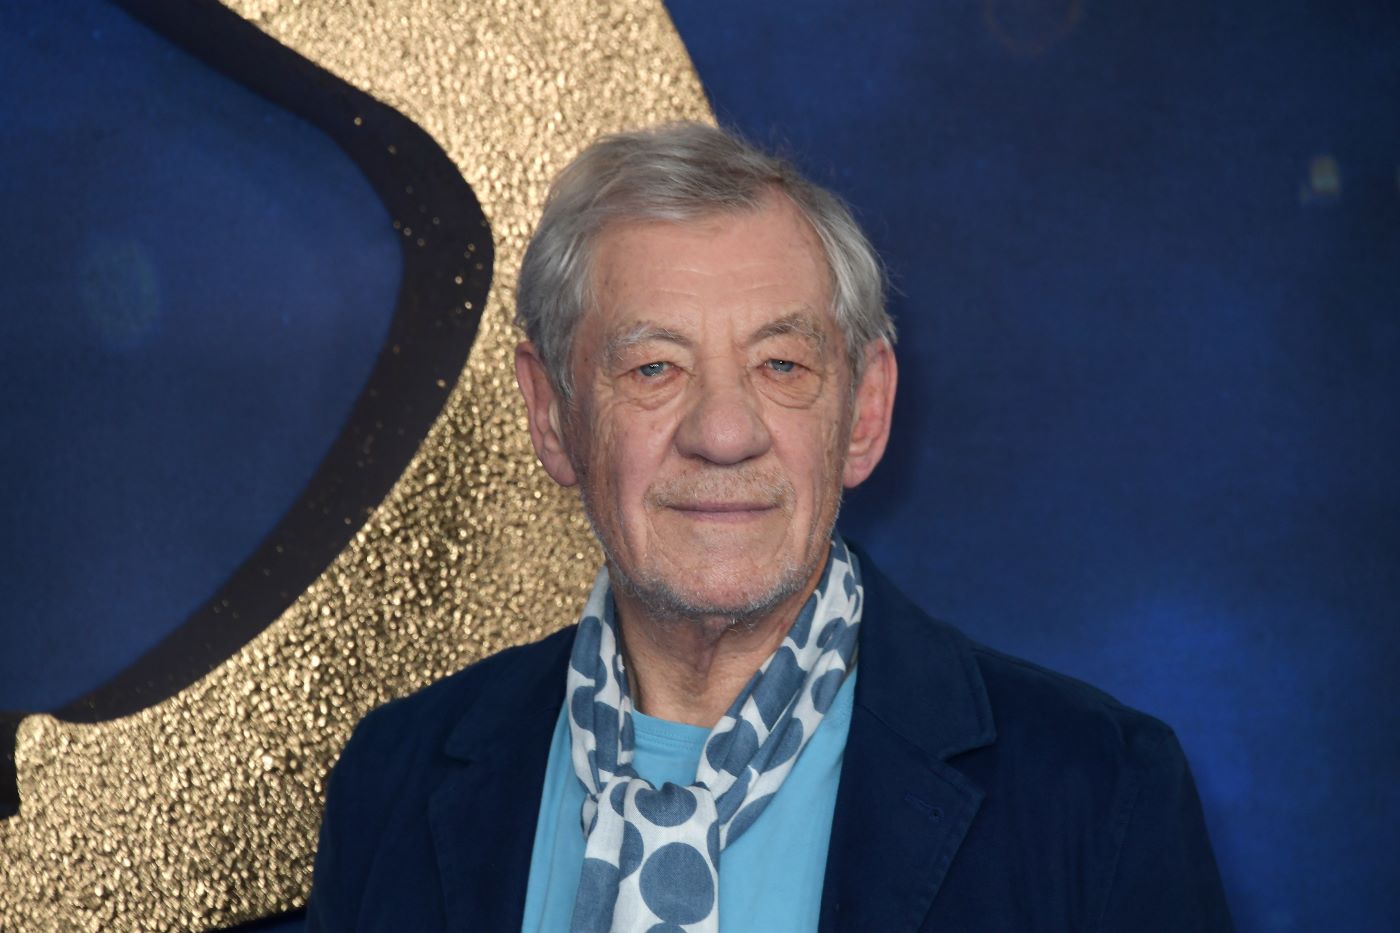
left=669, top=500, right=775, bottom=513
left=669, top=504, right=778, bottom=526
left=666, top=500, right=778, bottom=522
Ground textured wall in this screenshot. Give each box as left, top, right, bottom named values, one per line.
left=1, top=0, right=1397, bottom=930
left=0, top=0, right=708, bottom=928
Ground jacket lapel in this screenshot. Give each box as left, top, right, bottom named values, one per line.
left=820, top=551, right=996, bottom=932
left=428, top=628, right=576, bottom=933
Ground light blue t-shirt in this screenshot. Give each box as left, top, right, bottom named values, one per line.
left=521, top=670, right=857, bottom=932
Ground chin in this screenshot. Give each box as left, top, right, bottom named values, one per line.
left=612, top=559, right=808, bottom=623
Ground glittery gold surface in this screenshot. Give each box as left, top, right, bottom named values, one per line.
left=0, top=1, right=711, bottom=928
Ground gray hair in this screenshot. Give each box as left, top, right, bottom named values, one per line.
left=515, top=121, right=895, bottom=399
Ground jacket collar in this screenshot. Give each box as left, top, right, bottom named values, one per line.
left=441, top=628, right=575, bottom=764
left=818, top=544, right=995, bottom=932
left=849, top=544, right=995, bottom=760
left=430, top=627, right=576, bottom=933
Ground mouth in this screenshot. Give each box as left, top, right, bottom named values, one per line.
left=666, top=501, right=779, bottom=522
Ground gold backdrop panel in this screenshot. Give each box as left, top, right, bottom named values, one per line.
left=0, top=1, right=711, bottom=929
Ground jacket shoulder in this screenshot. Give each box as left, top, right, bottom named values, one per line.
left=340, top=623, right=577, bottom=772
left=962, top=645, right=1232, bottom=929
left=305, top=625, right=576, bottom=930
left=968, top=640, right=1179, bottom=761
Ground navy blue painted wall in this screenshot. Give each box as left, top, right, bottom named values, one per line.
left=1, top=1, right=1396, bottom=931
left=665, top=2, right=1399, bottom=930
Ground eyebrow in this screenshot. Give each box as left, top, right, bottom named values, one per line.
left=749, top=311, right=827, bottom=350
left=602, top=322, right=693, bottom=370
left=601, top=311, right=828, bottom=369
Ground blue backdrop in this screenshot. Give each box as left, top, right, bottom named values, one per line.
left=1, top=1, right=1396, bottom=930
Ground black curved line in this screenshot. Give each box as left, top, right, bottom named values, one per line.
left=1, top=0, right=492, bottom=816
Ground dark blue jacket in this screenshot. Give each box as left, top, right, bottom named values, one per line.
left=306, top=554, right=1233, bottom=931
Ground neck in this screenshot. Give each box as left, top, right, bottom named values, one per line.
left=612, top=559, right=827, bottom=729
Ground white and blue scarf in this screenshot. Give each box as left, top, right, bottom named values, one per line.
left=566, top=537, right=863, bottom=933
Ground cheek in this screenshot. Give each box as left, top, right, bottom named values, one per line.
left=592, top=407, right=672, bottom=501
left=771, top=410, right=848, bottom=502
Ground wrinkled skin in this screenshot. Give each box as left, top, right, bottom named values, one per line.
left=516, top=193, right=896, bottom=722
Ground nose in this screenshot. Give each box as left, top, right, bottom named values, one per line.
left=674, top=366, right=772, bottom=466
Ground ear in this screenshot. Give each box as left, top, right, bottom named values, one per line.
left=514, top=341, right=579, bottom=488
left=843, top=340, right=898, bottom=489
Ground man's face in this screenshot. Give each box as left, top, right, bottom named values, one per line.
left=569, top=194, right=853, bottom=618
left=518, top=193, right=895, bottom=621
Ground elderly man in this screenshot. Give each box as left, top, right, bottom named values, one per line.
left=306, top=123, right=1233, bottom=932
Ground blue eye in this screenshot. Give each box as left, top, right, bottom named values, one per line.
left=767, top=359, right=796, bottom=373
left=637, top=361, right=669, bottom=378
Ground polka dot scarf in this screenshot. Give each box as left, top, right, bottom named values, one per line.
left=566, top=537, right=863, bottom=933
